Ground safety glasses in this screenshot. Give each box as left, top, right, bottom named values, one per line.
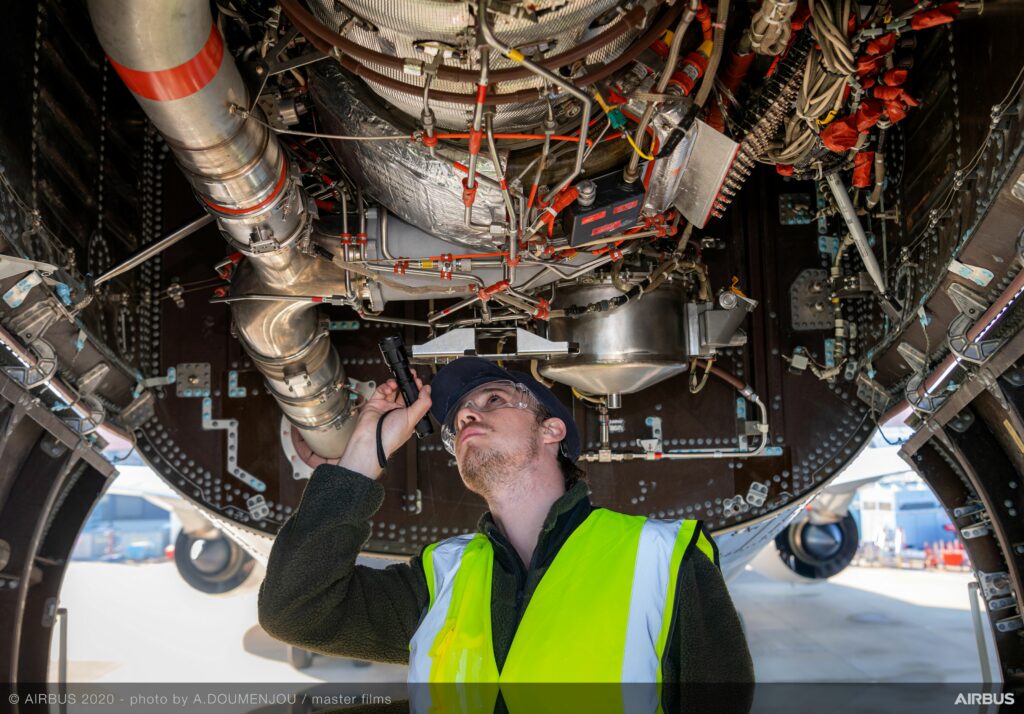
left=441, top=380, right=539, bottom=455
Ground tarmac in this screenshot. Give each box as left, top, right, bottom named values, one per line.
left=49, top=560, right=983, bottom=683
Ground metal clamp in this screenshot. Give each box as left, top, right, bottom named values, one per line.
left=904, top=372, right=947, bottom=414
left=60, top=395, right=105, bottom=436
left=948, top=313, right=1002, bottom=364
left=2, top=339, right=57, bottom=389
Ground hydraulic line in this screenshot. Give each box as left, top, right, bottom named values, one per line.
left=624, top=0, right=700, bottom=184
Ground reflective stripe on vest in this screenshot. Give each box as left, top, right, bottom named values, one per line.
left=408, top=533, right=475, bottom=683
left=408, top=509, right=714, bottom=687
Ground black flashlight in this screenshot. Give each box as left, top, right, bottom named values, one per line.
left=379, top=334, right=433, bottom=438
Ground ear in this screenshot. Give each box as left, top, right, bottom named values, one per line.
left=541, top=417, right=567, bottom=446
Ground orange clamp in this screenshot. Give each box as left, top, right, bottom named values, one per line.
left=534, top=297, right=550, bottom=321
left=479, top=279, right=510, bottom=300
left=462, top=178, right=479, bottom=208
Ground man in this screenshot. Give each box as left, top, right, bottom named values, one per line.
left=258, top=357, right=753, bottom=709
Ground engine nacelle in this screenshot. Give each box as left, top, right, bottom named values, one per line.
left=750, top=513, right=859, bottom=584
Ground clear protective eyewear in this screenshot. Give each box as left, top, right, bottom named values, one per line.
left=441, top=380, right=539, bottom=454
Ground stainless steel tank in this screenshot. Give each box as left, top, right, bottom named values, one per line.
left=540, top=281, right=690, bottom=395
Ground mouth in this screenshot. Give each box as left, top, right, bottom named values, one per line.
left=458, top=428, right=486, bottom=446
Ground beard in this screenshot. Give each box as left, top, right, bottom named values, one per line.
left=458, top=427, right=540, bottom=499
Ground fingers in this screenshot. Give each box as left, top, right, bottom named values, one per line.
left=407, top=384, right=432, bottom=422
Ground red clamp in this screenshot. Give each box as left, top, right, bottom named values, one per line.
left=422, top=133, right=438, bottom=148
left=609, top=247, right=623, bottom=262
left=479, top=279, right=510, bottom=300
left=533, top=297, right=550, bottom=321
left=468, top=129, right=483, bottom=157
left=393, top=260, right=410, bottom=275
left=213, top=286, right=228, bottom=298
left=339, top=233, right=353, bottom=246
left=215, top=252, right=243, bottom=281
left=461, top=177, right=479, bottom=208
left=355, top=232, right=368, bottom=247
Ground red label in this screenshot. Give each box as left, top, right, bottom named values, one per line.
left=580, top=210, right=607, bottom=225
left=613, top=199, right=639, bottom=214
left=591, top=219, right=623, bottom=237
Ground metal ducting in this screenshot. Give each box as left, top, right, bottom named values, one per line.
left=87, top=0, right=353, bottom=457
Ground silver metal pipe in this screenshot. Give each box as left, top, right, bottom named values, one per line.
left=89, top=0, right=352, bottom=457
left=579, top=396, right=770, bottom=461
left=826, top=172, right=886, bottom=294
left=95, top=214, right=214, bottom=287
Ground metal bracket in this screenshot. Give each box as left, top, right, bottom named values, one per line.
left=954, top=502, right=986, bottom=518
left=201, top=397, right=266, bottom=493
left=176, top=363, right=211, bottom=398
left=746, top=482, right=769, bottom=507
left=637, top=416, right=663, bottom=454
left=897, top=342, right=927, bottom=372
left=948, top=313, right=1002, bottom=364
left=723, top=495, right=750, bottom=517
left=246, top=494, right=270, bottom=521
left=855, top=373, right=892, bottom=412
left=904, top=371, right=947, bottom=414
left=995, top=615, right=1023, bottom=633
left=1, top=338, right=57, bottom=389
left=961, top=522, right=992, bottom=540
left=60, top=395, right=105, bottom=436
left=9, top=300, right=61, bottom=343
left=78, top=363, right=110, bottom=396
left=979, top=571, right=1012, bottom=599
left=947, top=282, right=989, bottom=319
left=133, top=367, right=176, bottom=398
left=120, top=391, right=155, bottom=429
left=789, top=269, right=833, bottom=331
left=411, top=327, right=571, bottom=361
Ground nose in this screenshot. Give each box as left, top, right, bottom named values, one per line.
left=455, top=404, right=481, bottom=433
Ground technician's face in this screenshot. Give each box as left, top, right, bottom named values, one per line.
left=451, top=384, right=542, bottom=498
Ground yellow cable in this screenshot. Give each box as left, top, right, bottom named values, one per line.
left=625, top=133, right=654, bottom=161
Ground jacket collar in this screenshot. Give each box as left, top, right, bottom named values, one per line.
left=477, top=480, right=593, bottom=562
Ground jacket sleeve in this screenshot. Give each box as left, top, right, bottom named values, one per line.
left=257, top=464, right=430, bottom=664
left=662, top=526, right=755, bottom=712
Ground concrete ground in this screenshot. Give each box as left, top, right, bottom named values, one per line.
left=729, top=566, right=983, bottom=682
left=50, top=561, right=983, bottom=683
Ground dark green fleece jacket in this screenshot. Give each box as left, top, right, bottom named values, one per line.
left=258, top=465, right=754, bottom=708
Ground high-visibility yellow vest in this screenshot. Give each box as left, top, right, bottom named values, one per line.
left=408, top=508, right=717, bottom=714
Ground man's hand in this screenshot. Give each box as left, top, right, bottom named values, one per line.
left=337, top=372, right=432, bottom=480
